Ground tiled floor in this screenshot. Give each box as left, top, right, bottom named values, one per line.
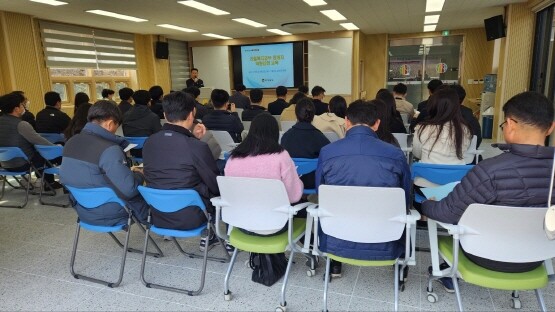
left=1, top=140, right=553, bottom=311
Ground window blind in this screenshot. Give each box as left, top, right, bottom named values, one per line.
left=39, top=21, right=137, bottom=69
left=168, top=39, right=190, bottom=90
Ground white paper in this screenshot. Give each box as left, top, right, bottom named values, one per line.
left=124, top=143, right=137, bottom=153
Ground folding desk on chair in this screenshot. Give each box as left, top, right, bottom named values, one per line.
left=38, top=133, right=65, bottom=144
left=34, top=145, right=68, bottom=207
left=292, top=158, right=318, bottom=195
left=0, top=147, right=36, bottom=208
left=124, top=136, right=148, bottom=164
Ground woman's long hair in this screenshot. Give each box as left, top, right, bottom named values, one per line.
left=417, top=88, right=470, bottom=159
left=65, top=103, right=92, bottom=139
left=230, top=113, right=284, bottom=158
left=74, top=92, right=90, bottom=114
left=371, top=99, right=399, bottom=147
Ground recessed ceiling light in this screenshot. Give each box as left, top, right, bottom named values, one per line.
left=423, top=24, right=437, bottom=32
left=320, top=9, right=347, bottom=21
left=340, top=22, right=359, bottom=30
left=157, top=24, right=198, bottom=32
left=29, top=0, right=67, bottom=5
left=425, top=0, right=445, bottom=13
left=178, top=1, right=230, bottom=15
left=203, top=33, right=233, bottom=40
left=424, top=15, right=440, bottom=24
left=232, top=18, right=266, bottom=28
left=267, top=29, right=292, bottom=36
left=86, top=10, right=148, bottom=22
left=303, top=0, right=327, bottom=6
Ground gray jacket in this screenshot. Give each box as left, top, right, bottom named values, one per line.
left=0, top=114, right=52, bottom=167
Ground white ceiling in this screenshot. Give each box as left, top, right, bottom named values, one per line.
left=0, top=0, right=527, bottom=41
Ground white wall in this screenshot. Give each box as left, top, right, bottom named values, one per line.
left=192, top=46, right=231, bottom=92
left=308, top=38, right=352, bottom=94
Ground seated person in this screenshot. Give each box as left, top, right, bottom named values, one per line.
left=376, top=89, right=407, bottom=134
left=422, top=91, right=555, bottom=275
left=123, top=90, right=161, bottom=137
left=142, top=91, right=225, bottom=251
left=280, top=91, right=307, bottom=122
left=183, top=86, right=211, bottom=120
left=311, top=86, right=329, bottom=116
left=149, top=85, right=165, bottom=119
left=102, top=88, right=117, bottom=105
left=225, top=113, right=303, bottom=235
left=393, top=83, right=415, bottom=118
left=241, top=88, right=268, bottom=121
left=451, top=84, right=482, bottom=149
left=228, top=84, right=250, bottom=110
left=64, top=103, right=92, bottom=140
left=315, top=101, right=410, bottom=277
left=313, top=95, right=347, bottom=139
left=118, top=87, right=134, bottom=115
left=412, top=88, right=471, bottom=164
left=267, top=86, right=289, bottom=115
left=281, top=98, right=330, bottom=189
left=202, top=89, right=244, bottom=143
left=60, top=101, right=148, bottom=225
left=372, top=99, right=400, bottom=147
left=36, top=91, right=71, bottom=134
left=14, top=91, right=36, bottom=130
left=410, top=79, right=443, bottom=133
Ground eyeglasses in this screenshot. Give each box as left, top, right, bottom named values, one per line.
left=499, top=118, right=518, bottom=130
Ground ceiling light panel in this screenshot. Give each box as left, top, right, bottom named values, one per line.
left=303, top=0, right=327, bottom=6
left=320, top=9, right=347, bottom=21
left=267, top=29, right=292, bottom=36
left=86, top=10, right=148, bottom=22
left=178, top=1, right=230, bottom=15
left=425, top=0, right=445, bottom=13
left=157, top=24, right=198, bottom=32
left=423, top=25, right=437, bottom=32
left=424, top=15, right=440, bottom=24
left=30, top=0, right=67, bottom=5
left=232, top=18, right=266, bottom=28
left=340, top=22, right=359, bottom=30
left=203, top=33, right=233, bottom=40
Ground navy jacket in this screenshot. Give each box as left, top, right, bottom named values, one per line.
left=315, top=126, right=411, bottom=260
left=268, top=98, right=289, bottom=115
left=202, top=110, right=244, bottom=143
left=229, top=91, right=251, bottom=109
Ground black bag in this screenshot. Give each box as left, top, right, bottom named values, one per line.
left=249, top=252, right=288, bottom=287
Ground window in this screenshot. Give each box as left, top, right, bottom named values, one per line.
left=52, top=83, right=68, bottom=102
left=95, top=82, right=111, bottom=99
left=73, top=83, right=91, bottom=96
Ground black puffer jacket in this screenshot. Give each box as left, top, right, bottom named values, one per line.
left=202, top=110, right=244, bottom=143
left=122, top=105, right=161, bottom=137
left=422, top=143, right=555, bottom=224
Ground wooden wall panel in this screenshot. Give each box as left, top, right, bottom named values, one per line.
left=134, top=34, right=171, bottom=93
left=361, top=33, right=388, bottom=99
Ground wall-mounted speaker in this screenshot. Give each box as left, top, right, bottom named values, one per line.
left=484, top=15, right=506, bottom=41
left=155, top=41, right=169, bottom=59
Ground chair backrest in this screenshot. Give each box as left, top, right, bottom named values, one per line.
left=273, top=115, right=282, bottom=130
left=236, top=108, right=244, bottom=121
left=318, top=185, right=407, bottom=243
left=242, top=121, right=252, bottom=131
left=463, top=135, right=478, bottom=164
left=293, top=158, right=318, bottom=176
left=138, top=186, right=206, bottom=213
left=210, top=130, right=237, bottom=153
left=65, top=186, right=125, bottom=209
left=411, top=163, right=473, bottom=188
left=216, top=176, right=291, bottom=232
left=281, top=121, right=296, bottom=132
left=322, top=131, right=340, bottom=143
left=124, top=137, right=148, bottom=149
left=459, top=204, right=555, bottom=263
left=39, top=133, right=65, bottom=144
left=34, top=145, right=63, bottom=161
left=392, top=133, right=410, bottom=149
left=0, top=147, right=28, bottom=162
left=278, top=131, right=284, bottom=144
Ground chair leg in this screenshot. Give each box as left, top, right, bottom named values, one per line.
left=323, top=257, right=331, bottom=312
left=279, top=250, right=295, bottom=309
left=394, top=262, right=399, bottom=312
left=131, top=222, right=163, bottom=258
left=452, top=276, right=463, bottom=312
left=535, top=289, right=547, bottom=312
left=0, top=176, right=6, bottom=201
left=0, top=173, right=31, bottom=208
left=172, top=228, right=229, bottom=263
left=69, top=222, right=81, bottom=278
left=38, top=175, right=69, bottom=208
left=224, top=248, right=239, bottom=299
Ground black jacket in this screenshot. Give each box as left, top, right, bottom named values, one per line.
left=21, top=111, right=36, bottom=130
left=229, top=91, right=251, bottom=109
left=241, top=105, right=269, bottom=121
left=122, top=105, right=161, bottom=137
left=409, top=100, right=429, bottom=133
left=118, top=100, right=132, bottom=115
left=195, top=101, right=212, bottom=120
left=143, top=123, right=220, bottom=230
left=202, top=110, right=244, bottom=143
left=391, top=112, right=407, bottom=134
left=313, top=99, right=329, bottom=116
left=460, top=106, right=482, bottom=148
left=186, top=78, right=204, bottom=88
left=281, top=122, right=330, bottom=189
left=150, top=100, right=164, bottom=119
left=36, top=106, right=71, bottom=134
left=268, top=98, right=289, bottom=115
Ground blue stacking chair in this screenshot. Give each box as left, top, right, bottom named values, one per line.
left=124, top=137, right=147, bottom=164
left=411, top=163, right=474, bottom=204
left=138, top=186, right=229, bottom=295
left=38, top=133, right=65, bottom=144
left=0, top=147, right=35, bottom=208
left=34, top=145, right=68, bottom=207
left=292, top=158, right=318, bottom=194
left=66, top=186, right=163, bottom=288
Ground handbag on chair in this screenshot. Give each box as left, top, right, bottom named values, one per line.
left=544, top=151, right=555, bottom=240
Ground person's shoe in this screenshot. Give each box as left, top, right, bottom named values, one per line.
left=49, top=181, right=64, bottom=190
left=224, top=241, right=234, bottom=256
left=163, top=236, right=172, bottom=241
left=331, top=261, right=342, bottom=278
left=428, top=264, right=455, bottom=293
left=199, top=233, right=219, bottom=252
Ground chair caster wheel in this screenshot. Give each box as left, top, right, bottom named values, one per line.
left=245, top=260, right=251, bottom=268
left=224, top=292, right=232, bottom=301
left=427, top=292, right=438, bottom=303
left=307, top=269, right=315, bottom=277
left=510, top=298, right=521, bottom=309
left=276, top=304, right=286, bottom=312
left=398, top=282, right=405, bottom=292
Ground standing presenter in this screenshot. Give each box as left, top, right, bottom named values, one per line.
left=186, top=68, right=204, bottom=88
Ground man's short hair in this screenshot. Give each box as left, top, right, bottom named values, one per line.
left=132, top=90, right=151, bottom=106
left=295, top=98, right=315, bottom=123
left=118, top=87, right=134, bottom=101
left=298, top=85, right=308, bottom=94
left=44, top=91, right=61, bottom=107
left=276, top=86, right=287, bottom=97
left=149, top=85, right=164, bottom=101
left=450, top=84, right=466, bottom=104
left=210, top=89, right=229, bottom=109
left=346, top=100, right=378, bottom=127
left=101, top=88, right=115, bottom=98
left=311, top=85, right=326, bottom=97
left=183, top=86, right=201, bottom=98
left=235, top=84, right=246, bottom=92
left=1, top=92, right=25, bottom=114
left=503, top=91, right=554, bottom=131
left=88, top=100, right=123, bottom=124
left=191, top=67, right=198, bottom=73
left=162, top=91, right=195, bottom=123
left=250, top=88, right=263, bottom=103
left=427, top=79, right=443, bottom=93
left=393, top=83, right=407, bottom=95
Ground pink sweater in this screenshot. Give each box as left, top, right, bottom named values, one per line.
left=224, top=151, right=303, bottom=203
